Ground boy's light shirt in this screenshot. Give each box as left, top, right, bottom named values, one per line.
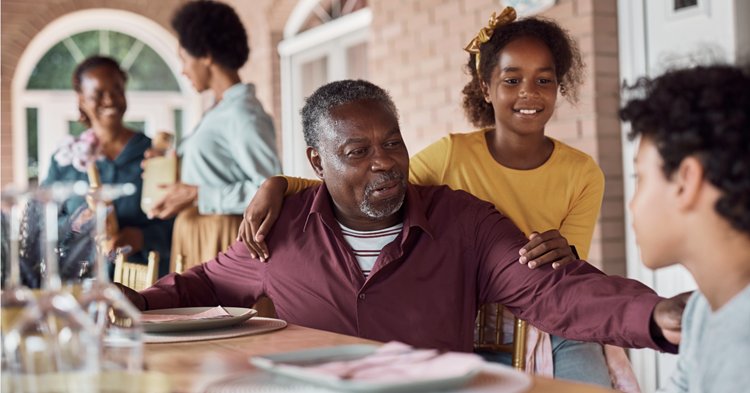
left=660, top=284, right=750, bottom=392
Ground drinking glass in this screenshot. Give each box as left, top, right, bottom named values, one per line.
left=78, top=183, right=144, bottom=372
left=3, top=183, right=100, bottom=391
left=1, top=190, right=36, bottom=376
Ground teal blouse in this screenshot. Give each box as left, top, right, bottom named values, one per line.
left=179, top=83, right=281, bottom=215
left=43, top=132, right=173, bottom=273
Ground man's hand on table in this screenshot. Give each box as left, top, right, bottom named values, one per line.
left=114, top=282, right=147, bottom=311
left=653, top=291, right=692, bottom=345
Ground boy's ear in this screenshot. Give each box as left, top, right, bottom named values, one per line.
left=675, top=156, right=705, bottom=211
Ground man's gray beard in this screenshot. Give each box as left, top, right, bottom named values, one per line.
left=359, top=172, right=407, bottom=219
left=359, top=194, right=405, bottom=219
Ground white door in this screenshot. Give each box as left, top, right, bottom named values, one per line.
left=618, top=0, right=745, bottom=391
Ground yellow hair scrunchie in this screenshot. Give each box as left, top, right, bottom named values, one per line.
left=463, top=7, right=517, bottom=75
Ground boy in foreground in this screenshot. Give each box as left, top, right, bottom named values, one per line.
left=621, top=64, right=750, bottom=392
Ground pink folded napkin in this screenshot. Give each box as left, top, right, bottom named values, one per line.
left=296, top=342, right=483, bottom=382
left=141, top=306, right=233, bottom=323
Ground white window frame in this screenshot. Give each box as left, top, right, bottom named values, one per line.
left=278, top=5, right=372, bottom=177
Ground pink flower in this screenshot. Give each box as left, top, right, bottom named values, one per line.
left=53, top=129, right=103, bottom=172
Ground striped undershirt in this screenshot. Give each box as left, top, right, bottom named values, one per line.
left=338, top=221, right=404, bottom=278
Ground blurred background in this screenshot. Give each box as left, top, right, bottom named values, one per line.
left=2, top=1, right=749, bottom=390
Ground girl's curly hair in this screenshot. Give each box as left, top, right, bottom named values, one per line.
left=620, top=65, right=750, bottom=234
left=462, top=17, right=584, bottom=128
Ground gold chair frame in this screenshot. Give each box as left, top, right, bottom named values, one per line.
left=474, top=303, right=527, bottom=370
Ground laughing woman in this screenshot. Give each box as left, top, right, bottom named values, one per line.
left=43, top=56, right=172, bottom=275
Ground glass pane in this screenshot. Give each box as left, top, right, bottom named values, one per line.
left=69, top=31, right=101, bottom=58
left=26, top=42, right=79, bottom=90
left=68, top=121, right=88, bottom=137
left=173, top=108, right=184, bottom=142
left=346, top=43, right=368, bottom=79
left=674, top=0, right=698, bottom=10
left=124, top=121, right=145, bottom=132
left=26, top=108, right=39, bottom=182
left=68, top=121, right=144, bottom=136
left=127, top=44, right=180, bottom=91
left=27, top=30, right=180, bottom=92
left=106, top=31, right=136, bottom=60
left=301, top=57, right=329, bottom=98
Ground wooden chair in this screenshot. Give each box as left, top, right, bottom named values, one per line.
left=474, top=303, right=527, bottom=370
left=173, top=254, right=185, bottom=274
left=113, top=251, right=159, bottom=291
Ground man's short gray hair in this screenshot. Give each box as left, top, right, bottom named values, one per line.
left=301, top=79, right=399, bottom=149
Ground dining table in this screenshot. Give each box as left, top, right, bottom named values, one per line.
left=145, top=322, right=616, bottom=393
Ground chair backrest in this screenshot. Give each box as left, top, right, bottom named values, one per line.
left=173, top=254, right=184, bottom=274
left=113, top=251, right=159, bottom=291
left=474, top=304, right=527, bottom=370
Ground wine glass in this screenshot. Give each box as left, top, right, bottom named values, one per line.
left=1, top=189, right=36, bottom=375
left=78, top=183, right=144, bottom=372
left=3, top=182, right=100, bottom=391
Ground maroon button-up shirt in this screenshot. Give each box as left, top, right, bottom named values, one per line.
left=142, top=184, right=668, bottom=352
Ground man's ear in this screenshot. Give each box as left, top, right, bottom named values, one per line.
left=674, top=156, right=705, bottom=211
left=307, top=147, right=324, bottom=179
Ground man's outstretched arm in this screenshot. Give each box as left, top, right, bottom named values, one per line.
left=473, top=205, right=682, bottom=352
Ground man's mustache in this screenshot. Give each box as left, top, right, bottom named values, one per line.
left=364, top=171, right=406, bottom=195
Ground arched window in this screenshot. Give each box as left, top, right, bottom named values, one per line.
left=279, top=0, right=370, bottom=177
left=12, top=9, right=199, bottom=186
left=27, top=30, right=181, bottom=92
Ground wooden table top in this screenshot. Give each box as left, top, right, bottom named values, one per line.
left=144, top=323, right=615, bottom=393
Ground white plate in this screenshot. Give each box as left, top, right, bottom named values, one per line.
left=142, top=307, right=257, bottom=333
left=249, top=344, right=481, bottom=393
left=208, top=363, right=532, bottom=393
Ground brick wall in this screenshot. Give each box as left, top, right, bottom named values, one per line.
left=0, top=0, right=288, bottom=187
left=368, top=0, right=626, bottom=274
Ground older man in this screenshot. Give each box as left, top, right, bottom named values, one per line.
left=123, top=80, right=680, bottom=354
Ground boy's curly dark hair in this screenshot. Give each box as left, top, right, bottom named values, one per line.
left=171, top=0, right=249, bottom=70
left=620, top=65, right=750, bottom=234
left=462, top=17, right=584, bottom=128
